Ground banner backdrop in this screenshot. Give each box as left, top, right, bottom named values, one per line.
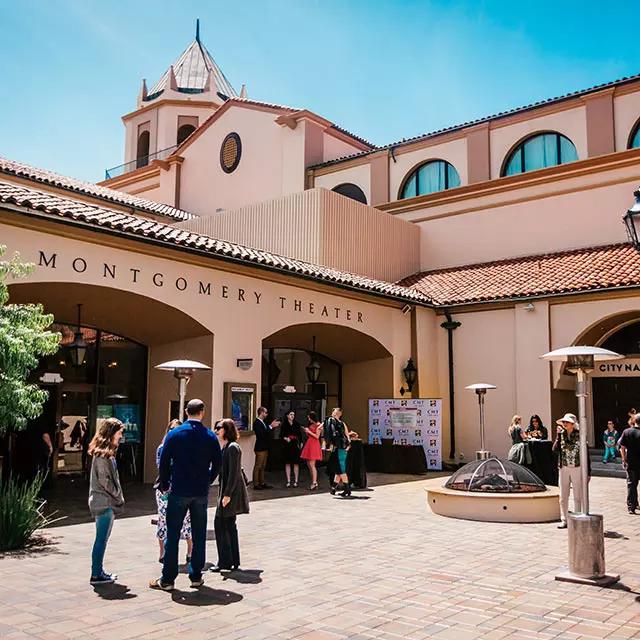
left=368, top=398, right=442, bottom=470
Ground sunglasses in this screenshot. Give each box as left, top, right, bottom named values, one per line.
left=214, top=426, right=223, bottom=432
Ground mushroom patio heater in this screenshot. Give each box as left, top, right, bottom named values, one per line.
left=541, top=345, right=622, bottom=586
left=155, top=360, right=211, bottom=421
left=465, top=383, right=496, bottom=460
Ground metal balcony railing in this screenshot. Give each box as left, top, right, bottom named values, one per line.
left=105, top=145, right=178, bottom=180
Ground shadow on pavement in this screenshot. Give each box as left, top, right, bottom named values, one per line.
left=221, top=569, right=263, bottom=584
left=93, top=583, right=137, bottom=600
left=171, top=586, right=243, bottom=606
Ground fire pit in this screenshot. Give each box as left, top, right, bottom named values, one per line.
left=425, top=458, right=560, bottom=523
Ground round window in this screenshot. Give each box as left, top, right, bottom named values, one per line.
left=220, top=132, right=242, bottom=173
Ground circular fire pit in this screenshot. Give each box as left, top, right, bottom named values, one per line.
left=425, top=458, right=560, bottom=523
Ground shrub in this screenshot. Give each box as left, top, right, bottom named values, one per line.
left=0, top=473, right=59, bottom=551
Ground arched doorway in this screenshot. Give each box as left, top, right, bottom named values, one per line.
left=6, top=282, right=213, bottom=483
left=262, top=322, right=393, bottom=438
left=592, top=320, right=640, bottom=444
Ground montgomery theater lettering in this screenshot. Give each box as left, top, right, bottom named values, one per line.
left=598, top=363, right=640, bottom=373
left=38, top=251, right=364, bottom=323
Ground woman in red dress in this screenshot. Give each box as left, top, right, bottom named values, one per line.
left=301, top=412, right=323, bottom=490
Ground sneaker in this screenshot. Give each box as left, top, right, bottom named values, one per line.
left=628, top=508, right=636, bottom=515
left=90, top=574, right=115, bottom=586
left=330, top=485, right=337, bottom=495
left=557, top=521, right=567, bottom=529
left=149, top=578, right=174, bottom=591
left=209, top=564, right=231, bottom=573
left=190, top=577, right=205, bottom=588
left=253, top=484, right=264, bottom=490
left=262, top=484, right=273, bottom=489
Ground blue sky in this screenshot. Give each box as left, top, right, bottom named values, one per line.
left=0, top=0, right=637, bottom=183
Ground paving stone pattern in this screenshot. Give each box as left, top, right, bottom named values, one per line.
left=0, top=475, right=639, bottom=639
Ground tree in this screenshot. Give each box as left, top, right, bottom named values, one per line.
left=0, top=247, right=60, bottom=437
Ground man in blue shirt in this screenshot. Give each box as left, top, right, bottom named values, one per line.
left=150, top=399, right=222, bottom=590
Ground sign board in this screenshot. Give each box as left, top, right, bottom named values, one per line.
left=223, top=382, right=256, bottom=432
left=369, top=398, right=442, bottom=470
left=592, top=357, right=640, bottom=377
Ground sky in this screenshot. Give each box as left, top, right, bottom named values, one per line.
left=0, top=0, right=637, bottom=183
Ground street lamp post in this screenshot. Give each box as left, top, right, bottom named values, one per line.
left=155, top=359, right=211, bottom=420
left=541, top=346, right=622, bottom=586
left=465, top=383, right=496, bottom=460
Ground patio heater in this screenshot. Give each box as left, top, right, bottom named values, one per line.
left=541, top=346, right=622, bottom=586
left=465, top=383, right=496, bottom=460
left=155, top=360, right=211, bottom=421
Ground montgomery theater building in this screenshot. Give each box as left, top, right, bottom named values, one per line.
left=3, top=28, right=640, bottom=482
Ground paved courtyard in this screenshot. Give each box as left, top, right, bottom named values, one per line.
left=1, top=474, right=639, bottom=640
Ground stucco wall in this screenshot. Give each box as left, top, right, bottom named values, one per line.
left=614, top=92, right=640, bottom=151
left=313, top=164, right=371, bottom=205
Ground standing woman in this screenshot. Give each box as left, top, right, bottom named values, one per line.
left=301, top=412, right=322, bottom=489
left=327, top=408, right=351, bottom=497
left=211, top=419, right=249, bottom=572
left=88, top=418, right=125, bottom=585
left=281, top=410, right=302, bottom=487
left=155, top=420, right=193, bottom=564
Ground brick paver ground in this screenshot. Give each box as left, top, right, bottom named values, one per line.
left=0, top=474, right=639, bottom=639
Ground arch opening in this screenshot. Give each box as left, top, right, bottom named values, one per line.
left=177, top=123, right=196, bottom=146
left=502, top=132, right=578, bottom=177
left=136, top=130, right=150, bottom=169
left=332, top=183, right=367, bottom=204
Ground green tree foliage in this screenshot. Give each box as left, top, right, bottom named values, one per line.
left=0, top=247, right=60, bottom=436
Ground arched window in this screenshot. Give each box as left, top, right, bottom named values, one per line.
left=503, top=132, right=578, bottom=176
left=331, top=183, right=367, bottom=204
left=136, top=131, right=150, bottom=169
left=400, top=160, right=461, bottom=199
left=177, top=124, right=196, bottom=146
left=629, top=120, right=640, bottom=149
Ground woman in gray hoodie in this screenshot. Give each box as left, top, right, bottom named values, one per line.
left=88, top=418, right=125, bottom=585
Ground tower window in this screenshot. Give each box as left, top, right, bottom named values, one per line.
left=332, top=183, right=367, bottom=204
left=136, top=131, right=150, bottom=169
left=220, top=132, right=242, bottom=173
left=177, top=124, right=196, bottom=146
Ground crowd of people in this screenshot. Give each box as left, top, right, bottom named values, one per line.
left=506, top=409, right=640, bottom=528
left=86, top=401, right=354, bottom=588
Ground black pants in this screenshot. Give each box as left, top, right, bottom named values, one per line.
left=627, top=468, right=639, bottom=510
left=214, top=515, right=239, bottom=569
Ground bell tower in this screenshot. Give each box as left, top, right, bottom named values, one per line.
left=112, top=21, right=243, bottom=179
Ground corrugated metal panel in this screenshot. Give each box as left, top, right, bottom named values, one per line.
left=178, top=188, right=420, bottom=282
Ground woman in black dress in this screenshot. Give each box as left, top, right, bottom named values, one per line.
left=281, top=410, right=302, bottom=487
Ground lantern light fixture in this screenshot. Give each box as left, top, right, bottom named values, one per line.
left=68, top=303, right=88, bottom=367
left=399, top=358, right=418, bottom=396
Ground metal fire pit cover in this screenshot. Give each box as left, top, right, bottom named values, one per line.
left=445, top=458, right=547, bottom=493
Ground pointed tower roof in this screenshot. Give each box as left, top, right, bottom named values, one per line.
left=146, top=21, right=237, bottom=101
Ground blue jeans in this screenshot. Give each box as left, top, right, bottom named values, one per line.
left=162, top=494, right=208, bottom=584
left=91, top=508, right=114, bottom=577
left=214, top=515, right=239, bottom=569
left=604, top=446, right=617, bottom=462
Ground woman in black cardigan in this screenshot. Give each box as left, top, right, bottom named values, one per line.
left=210, top=419, right=249, bottom=572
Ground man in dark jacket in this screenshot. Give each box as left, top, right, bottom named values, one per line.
left=151, top=399, right=222, bottom=591
left=619, top=413, right=640, bottom=514
left=252, top=407, right=279, bottom=489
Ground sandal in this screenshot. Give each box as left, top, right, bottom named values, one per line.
left=293, top=482, right=298, bottom=488
left=286, top=482, right=291, bottom=488
left=309, top=483, right=318, bottom=490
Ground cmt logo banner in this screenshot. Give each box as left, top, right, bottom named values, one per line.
left=368, top=398, right=442, bottom=470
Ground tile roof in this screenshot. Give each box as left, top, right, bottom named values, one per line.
left=0, top=180, right=430, bottom=306
left=147, top=39, right=237, bottom=99
left=0, top=156, right=196, bottom=222
left=400, top=244, right=640, bottom=306
left=310, top=72, right=640, bottom=170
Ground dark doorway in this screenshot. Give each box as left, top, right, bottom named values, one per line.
left=592, top=377, right=640, bottom=445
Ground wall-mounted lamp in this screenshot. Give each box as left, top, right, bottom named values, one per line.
left=68, top=303, right=88, bottom=367
left=399, top=358, right=417, bottom=396
left=523, top=303, right=535, bottom=312
left=306, top=336, right=321, bottom=385
left=237, top=358, right=253, bottom=371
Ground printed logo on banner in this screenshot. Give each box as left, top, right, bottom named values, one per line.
left=430, top=419, right=437, bottom=426
left=373, top=419, right=379, bottom=425
left=373, top=400, right=379, bottom=407
left=373, top=438, right=381, bottom=444
left=430, top=439, right=437, bottom=447
left=415, top=429, right=422, bottom=436
left=413, top=439, right=424, bottom=446
left=400, top=438, right=408, bottom=445
left=386, top=428, right=393, bottom=436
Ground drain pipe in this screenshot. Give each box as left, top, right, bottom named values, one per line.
left=441, top=311, right=461, bottom=461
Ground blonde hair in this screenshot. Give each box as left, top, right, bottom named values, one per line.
left=88, top=418, right=124, bottom=458
left=508, top=415, right=522, bottom=435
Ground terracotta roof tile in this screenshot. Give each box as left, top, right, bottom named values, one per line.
left=0, top=180, right=429, bottom=306
left=400, top=244, right=640, bottom=305
left=0, top=156, right=196, bottom=222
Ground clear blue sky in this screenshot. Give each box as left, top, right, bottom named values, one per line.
left=0, top=0, right=637, bottom=183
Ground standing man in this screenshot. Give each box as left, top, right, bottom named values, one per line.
left=619, top=413, right=640, bottom=514
left=252, top=407, right=279, bottom=490
left=150, top=399, right=222, bottom=591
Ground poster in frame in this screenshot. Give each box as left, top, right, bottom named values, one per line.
left=223, top=382, right=256, bottom=433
